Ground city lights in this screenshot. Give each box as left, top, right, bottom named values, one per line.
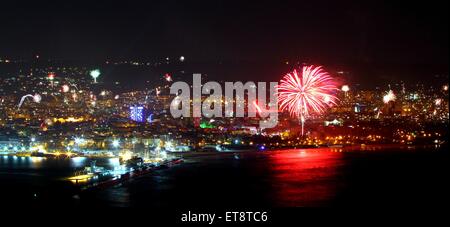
left=435, top=99, right=442, bottom=106
left=0, top=1, right=448, bottom=213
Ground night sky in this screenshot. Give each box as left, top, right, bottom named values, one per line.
left=1, top=0, right=448, bottom=84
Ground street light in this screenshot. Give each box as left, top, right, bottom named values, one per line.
left=74, top=137, right=85, bottom=145
left=112, top=139, right=120, bottom=148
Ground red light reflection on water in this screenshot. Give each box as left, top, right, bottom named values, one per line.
left=267, top=148, right=345, bottom=206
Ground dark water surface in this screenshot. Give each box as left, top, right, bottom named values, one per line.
left=1, top=146, right=448, bottom=208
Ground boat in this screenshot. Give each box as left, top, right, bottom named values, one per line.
left=84, top=160, right=106, bottom=175
left=119, top=156, right=144, bottom=167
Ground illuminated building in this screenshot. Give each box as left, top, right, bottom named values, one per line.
left=130, top=106, right=145, bottom=122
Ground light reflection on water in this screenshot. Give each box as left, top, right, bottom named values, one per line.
left=89, top=145, right=445, bottom=207
left=0, top=145, right=446, bottom=207
left=0, top=155, right=121, bottom=176
left=70, top=157, right=87, bottom=167
left=267, top=149, right=344, bottom=206
left=87, top=149, right=348, bottom=207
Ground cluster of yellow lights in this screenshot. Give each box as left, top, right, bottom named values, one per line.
left=67, top=174, right=94, bottom=183
left=30, top=145, right=47, bottom=153
left=119, top=151, right=133, bottom=161
left=53, top=117, right=85, bottom=123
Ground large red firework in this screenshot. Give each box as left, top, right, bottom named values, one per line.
left=276, top=65, right=338, bottom=135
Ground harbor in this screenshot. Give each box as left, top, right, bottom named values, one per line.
left=0, top=149, right=184, bottom=202
left=70, top=156, right=184, bottom=192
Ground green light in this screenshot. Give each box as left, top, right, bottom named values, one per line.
left=90, top=69, right=101, bottom=83
left=200, top=122, right=214, bottom=129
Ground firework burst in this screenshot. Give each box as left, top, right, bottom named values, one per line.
left=383, top=90, right=396, bottom=104
left=276, top=65, right=338, bottom=135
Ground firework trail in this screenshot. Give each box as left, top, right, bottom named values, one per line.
left=68, top=82, right=79, bottom=91
left=253, top=101, right=263, bottom=114
left=18, top=94, right=41, bottom=110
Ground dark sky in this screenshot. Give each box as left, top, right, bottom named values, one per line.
left=1, top=0, right=448, bottom=83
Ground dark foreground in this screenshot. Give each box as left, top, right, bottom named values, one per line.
left=0, top=145, right=449, bottom=208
